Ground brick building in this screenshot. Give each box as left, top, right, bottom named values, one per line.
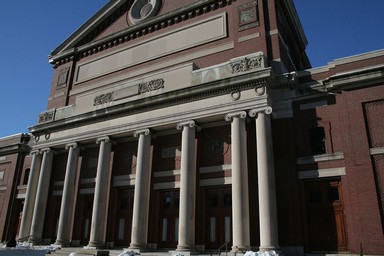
left=0, top=0, right=383, bottom=255
left=0, top=134, right=30, bottom=242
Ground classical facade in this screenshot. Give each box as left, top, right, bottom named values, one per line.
left=1, top=0, right=383, bottom=255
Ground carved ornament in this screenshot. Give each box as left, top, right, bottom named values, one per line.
left=231, top=57, right=263, bottom=74
left=39, top=110, right=55, bottom=123
left=94, top=92, right=114, bottom=106
left=139, top=78, right=165, bottom=93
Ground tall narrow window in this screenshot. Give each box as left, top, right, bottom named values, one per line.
left=309, top=127, right=326, bottom=155
left=23, top=168, right=30, bottom=184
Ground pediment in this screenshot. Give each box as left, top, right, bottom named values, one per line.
left=49, top=0, right=231, bottom=66
left=50, top=0, right=197, bottom=61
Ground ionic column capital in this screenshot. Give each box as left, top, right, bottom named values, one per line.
left=96, top=136, right=114, bottom=145
left=41, top=148, right=53, bottom=154
left=224, top=111, right=247, bottom=122
left=134, top=129, right=152, bottom=137
left=65, top=143, right=79, bottom=150
left=176, top=120, right=199, bottom=130
left=30, top=149, right=41, bottom=156
left=249, top=106, right=273, bottom=118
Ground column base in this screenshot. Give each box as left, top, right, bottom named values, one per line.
left=176, top=244, right=197, bottom=251
left=171, top=245, right=200, bottom=255
left=128, top=243, right=150, bottom=252
left=54, top=239, right=70, bottom=247
left=85, top=240, right=106, bottom=249
left=259, top=246, right=279, bottom=252
left=28, top=236, right=42, bottom=245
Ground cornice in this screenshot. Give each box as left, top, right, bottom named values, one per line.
left=50, top=0, right=237, bottom=68
left=324, top=64, right=384, bottom=92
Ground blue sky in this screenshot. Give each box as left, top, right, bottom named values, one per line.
left=0, top=1, right=383, bottom=138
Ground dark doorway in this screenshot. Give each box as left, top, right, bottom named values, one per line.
left=113, top=188, right=134, bottom=246
left=306, top=179, right=348, bottom=252
left=205, top=186, right=232, bottom=249
left=157, top=190, right=179, bottom=249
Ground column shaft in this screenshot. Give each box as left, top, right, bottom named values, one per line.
left=226, top=112, right=250, bottom=252
left=18, top=151, right=42, bottom=241
left=176, top=121, right=197, bottom=251
left=130, top=129, right=152, bottom=250
left=88, top=137, right=112, bottom=248
left=253, top=108, right=279, bottom=252
left=29, top=149, right=54, bottom=244
left=55, top=143, right=80, bottom=246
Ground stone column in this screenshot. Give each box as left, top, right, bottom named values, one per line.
left=225, top=111, right=250, bottom=252
left=18, top=150, right=42, bottom=242
left=29, top=148, right=54, bottom=244
left=130, top=129, right=152, bottom=250
left=55, top=143, right=80, bottom=246
left=249, top=107, right=279, bottom=252
left=176, top=120, right=198, bottom=251
left=87, top=137, right=113, bottom=248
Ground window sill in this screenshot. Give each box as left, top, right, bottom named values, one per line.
left=297, top=152, right=344, bottom=165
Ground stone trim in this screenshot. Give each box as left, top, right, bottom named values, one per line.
left=200, top=177, right=232, bottom=186
left=370, top=147, right=384, bottom=155
left=298, top=167, right=346, bottom=180
left=297, top=152, right=344, bottom=165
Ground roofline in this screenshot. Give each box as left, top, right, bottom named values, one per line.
left=285, top=0, right=308, bottom=48
left=298, top=48, right=384, bottom=75
left=49, top=0, right=128, bottom=58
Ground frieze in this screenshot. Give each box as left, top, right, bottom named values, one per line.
left=231, top=56, right=263, bottom=74
left=94, top=92, right=114, bottom=106
left=39, top=110, right=55, bottom=123
left=138, top=78, right=165, bottom=93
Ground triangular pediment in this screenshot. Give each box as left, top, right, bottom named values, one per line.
left=50, top=0, right=201, bottom=61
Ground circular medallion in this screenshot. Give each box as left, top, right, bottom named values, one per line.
left=140, top=3, right=153, bottom=17
left=128, top=0, right=162, bottom=25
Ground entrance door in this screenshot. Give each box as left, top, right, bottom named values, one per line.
left=158, top=190, right=179, bottom=248
left=114, top=188, right=134, bottom=246
left=72, top=194, right=93, bottom=245
left=205, top=187, right=232, bottom=249
left=306, top=179, right=348, bottom=252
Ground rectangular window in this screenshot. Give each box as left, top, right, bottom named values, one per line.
left=225, top=217, right=231, bottom=242
left=210, top=217, right=216, bottom=242
left=175, top=218, right=179, bottom=242
left=162, top=218, right=168, bottom=241
left=118, top=218, right=125, bottom=240
left=309, top=127, right=326, bottom=155
left=84, top=218, right=90, bottom=239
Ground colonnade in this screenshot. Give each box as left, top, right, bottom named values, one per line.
left=18, top=107, right=279, bottom=253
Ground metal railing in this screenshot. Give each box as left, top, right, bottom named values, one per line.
left=217, top=242, right=229, bottom=256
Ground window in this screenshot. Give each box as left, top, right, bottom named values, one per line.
left=309, top=127, right=326, bottom=155
left=23, top=168, right=30, bottom=184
